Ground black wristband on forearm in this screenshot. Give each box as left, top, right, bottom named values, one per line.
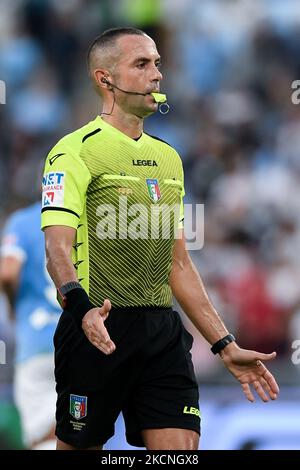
left=63, top=288, right=96, bottom=327
left=211, top=334, right=236, bottom=355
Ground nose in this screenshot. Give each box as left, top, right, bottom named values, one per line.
left=155, top=69, right=163, bottom=82
left=151, top=64, right=163, bottom=82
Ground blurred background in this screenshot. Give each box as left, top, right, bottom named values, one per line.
left=1, top=0, right=300, bottom=450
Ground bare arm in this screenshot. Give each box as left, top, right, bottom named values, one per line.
left=169, top=232, right=228, bottom=345
left=44, top=225, right=115, bottom=355
left=169, top=231, right=279, bottom=402
left=44, top=225, right=78, bottom=288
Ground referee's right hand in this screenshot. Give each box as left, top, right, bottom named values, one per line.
left=81, top=299, right=116, bottom=355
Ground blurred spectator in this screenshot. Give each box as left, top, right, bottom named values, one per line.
left=0, top=294, right=23, bottom=450
left=0, top=202, right=61, bottom=449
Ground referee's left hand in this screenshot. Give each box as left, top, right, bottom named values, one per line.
left=81, top=299, right=116, bottom=355
left=220, top=343, right=279, bottom=402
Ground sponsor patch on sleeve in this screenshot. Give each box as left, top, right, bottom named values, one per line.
left=42, top=172, right=65, bottom=208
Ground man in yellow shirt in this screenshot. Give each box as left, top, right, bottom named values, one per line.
left=42, top=27, right=279, bottom=450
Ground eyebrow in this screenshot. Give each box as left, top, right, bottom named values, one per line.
left=133, top=56, right=161, bottom=64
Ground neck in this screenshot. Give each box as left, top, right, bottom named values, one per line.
left=101, top=102, right=144, bottom=139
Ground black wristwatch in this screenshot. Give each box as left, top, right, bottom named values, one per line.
left=57, top=281, right=82, bottom=309
left=211, top=334, right=236, bottom=355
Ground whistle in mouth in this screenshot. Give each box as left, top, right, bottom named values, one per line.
left=151, top=92, right=167, bottom=103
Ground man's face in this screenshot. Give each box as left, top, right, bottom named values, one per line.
left=112, top=34, right=163, bottom=117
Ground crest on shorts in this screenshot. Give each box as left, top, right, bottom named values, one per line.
left=70, top=394, right=87, bottom=420
left=146, top=178, right=161, bottom=202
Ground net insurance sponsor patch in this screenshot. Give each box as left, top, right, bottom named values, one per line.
left=42, top=172, right=65, bottom=208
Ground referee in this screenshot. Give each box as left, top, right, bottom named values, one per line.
left=41, top=27, right=279, bottom=450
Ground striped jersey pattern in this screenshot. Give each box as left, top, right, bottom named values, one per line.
left=41, top=116, right=185, bottom=308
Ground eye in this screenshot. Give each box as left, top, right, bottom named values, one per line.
left=137, top=62, right=146, bottom=69
left=156, top=62, right=162, bottom=70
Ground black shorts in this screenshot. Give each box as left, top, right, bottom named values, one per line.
left=54, top=306, right=200, bottom=448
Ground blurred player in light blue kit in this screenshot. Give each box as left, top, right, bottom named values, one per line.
left=0, top=202, right=61, bottom=449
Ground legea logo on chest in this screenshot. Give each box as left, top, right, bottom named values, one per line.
left=132, top=159, right=158, bottom=166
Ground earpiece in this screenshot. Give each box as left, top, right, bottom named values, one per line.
left=101, top=77, right=108, bottom=84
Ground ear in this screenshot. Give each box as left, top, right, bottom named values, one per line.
left=94, top=69, right=112, bottom=90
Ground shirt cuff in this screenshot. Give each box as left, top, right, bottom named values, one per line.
left=41, top=208, right=79, bottom=230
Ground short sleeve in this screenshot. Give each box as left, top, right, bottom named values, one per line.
left=0, top=212, right=28, bottom=263
left=41, top=140, right=91, bottom=230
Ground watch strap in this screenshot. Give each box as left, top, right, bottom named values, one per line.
left=211, top=334, right=236, bottom=355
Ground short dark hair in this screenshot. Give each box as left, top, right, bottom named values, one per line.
left=87, top=27, right=146, bottom=70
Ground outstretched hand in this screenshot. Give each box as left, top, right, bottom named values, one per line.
left=81, top=299, right=116, bottom=355
left=220, top=344, right=279, bottom=402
